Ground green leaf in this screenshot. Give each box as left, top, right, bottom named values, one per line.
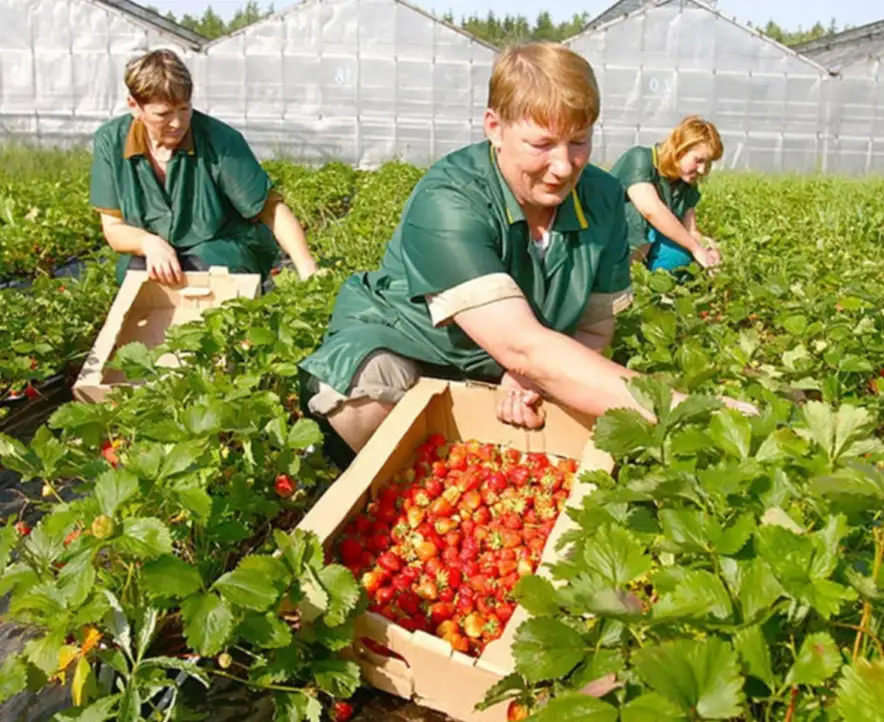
left=288, top=418, right=323, bottom=450
left=275, top=528, right=324, bottom=576
left=512, top=618, right=588, bottom=683
left=309, top=659, right=361, bottom=698
left=24, top=629, right=66, bottom=676
left=140, top=656, right=210, bottom=688
left=93, top=469, right=138, bottom=518
left=835, top=659, right=884, bottom=721
left=175, top=486, right=213, bottom=520
left=801, top=401, right=835, bottom=457
left=114, top=517, right=173, bottom=559
left=317, top=564, right=360, bottom=627
left=182, top=400, right=223, bottom=436
left=237, top=612, right=294, bottom=649
left=213, top=555, right=290, bottom=611
left=634, top=638, right=744, bottom=718
left=102, top=591, right=133, bottom=657
left=160, top=440, right=206, bottom=477
left=58, top=548, right=96, bottom=609
left=653, top=570, right=732, bottom=621
left=0, top=653, right=28, bottom=703
left=52, top=695, right=120, bottom=722
left=708, top=409, right=752, bottom=459
left=582, top=524, right=651, bottom=587
left=525, top=693, right=617, bottom=722
left=593, top=409, right=656, bottom=457
left=180, top=592, right=234, bottom=656
left=141, top=555, right=203, bottom=599
left=659, top=508, right=709, bottom=553
left=107, top=341, right=156, bottom=379
left=667, top=395, right=722, bottom=428
left=0, top=522, right=19, bottom=571
left=247, top=327, right=277, bottom=346
left=785, top=632, right=841, bottom=686
left=621, top=692, right=688, bottom=722
left=734, top=624, right=776, bottom=689
left=474, top=672, right=527, bottom=710
left=514, top=575, right=561, bottom=616
left=275, top=691, right=323, bottom=722
left=782, top=314, right=807, bottom=335
left=711, top=514, right=756, bottom=556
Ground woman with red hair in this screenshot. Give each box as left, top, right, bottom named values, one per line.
left=610, top=116, right=724, bottom=273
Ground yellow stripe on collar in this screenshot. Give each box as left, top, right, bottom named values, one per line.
left=651, top=145, right=659, bottom=170
left=571, top=188, right=588, bottom=229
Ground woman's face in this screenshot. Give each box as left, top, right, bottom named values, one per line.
left=129, top=97, right=193, bottom=148
left=484, top=110, right=593, bottom=212
left=678, top=143, right=713, bottom=184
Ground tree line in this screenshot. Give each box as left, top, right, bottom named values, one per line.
left=146, top=1, right=850, bottom=47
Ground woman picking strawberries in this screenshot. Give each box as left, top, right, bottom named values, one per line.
left=609, top=115, right=724, bottom=273
left=298, top=43, right=754, bottom=467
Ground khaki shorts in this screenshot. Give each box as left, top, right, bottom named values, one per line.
left=307, top=350, right=423, bottom=417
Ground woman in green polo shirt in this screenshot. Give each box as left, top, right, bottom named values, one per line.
left=90, top=49, right=318, bottom=286
left=298, top=43, right=755, bottom=467
left=609, top=116, right=723, bottom=273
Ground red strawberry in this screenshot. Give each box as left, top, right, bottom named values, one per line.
left=24, top=384, right=38, bottom=399
left=339, top=538, right=363, bottom=566
left=330, top=701, right=355, bottom=722
left=14, top=521, right=31, bottom=536
left=507, top=701, right=529, bottom=721
left=377, top=551, right=402, bottom=573
left=274, top=474, right=296, bottom=498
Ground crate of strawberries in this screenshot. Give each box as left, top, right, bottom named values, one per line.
left=295, top=378, right=613, bottom=722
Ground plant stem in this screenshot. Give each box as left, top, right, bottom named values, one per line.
left=208, top=668, right=310, bottom=694
left=853, top=527, right=884, bottom=661
left=783, top=687, right=799, bottom=722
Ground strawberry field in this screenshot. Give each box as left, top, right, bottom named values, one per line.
left=1, top=145, right=883, bottom=722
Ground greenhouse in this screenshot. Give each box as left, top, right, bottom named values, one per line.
left=794, top=21, right=884, bottom=175
left=566, top=0, right=837, bottom=174
left=195, top=0, right=497, bottom=167
left=0, top=0, right=200, bottom=147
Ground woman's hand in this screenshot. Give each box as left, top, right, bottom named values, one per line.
left=142, top=235, right=183, bottom=286
left=692, top=244, right=720, bottom=270
left=496, top=372, right=545, bottom=429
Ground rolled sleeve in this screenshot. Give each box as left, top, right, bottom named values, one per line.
left=425, top=272, right=525, bottom=327
left=400, top=184, right=505, bottom=301
left=577, top=290, right=634, bottom=331
left=89, top=130, right=120, bottom=214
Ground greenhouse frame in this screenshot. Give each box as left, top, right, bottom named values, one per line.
left=0, top=0, right=881, bottom=174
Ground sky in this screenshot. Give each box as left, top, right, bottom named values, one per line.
left=147, top=0, right=881, bottom=31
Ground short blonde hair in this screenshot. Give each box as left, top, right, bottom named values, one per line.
left=657, top=116, right=723, bottom=180
left=124, top=49, right=193, bottom=106
left=488, top=42, right=600, bottom=134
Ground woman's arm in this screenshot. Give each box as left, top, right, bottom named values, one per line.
left=99, top=213, right=183, bottom=285
left=627, top=183, right=716, bottom=268
left=257, top=195, right=318, bottom=280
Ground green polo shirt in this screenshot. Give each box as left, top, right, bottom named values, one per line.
left=609, top=145, right=701, bottom=251
left=89, top=110, right=279, bottom=283
left=299, top=140, right=632, bottom=396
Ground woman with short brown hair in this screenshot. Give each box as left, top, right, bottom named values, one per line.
left=90, top=49, right=318, bottom=286
left=610, top=115, right=724, bottom=273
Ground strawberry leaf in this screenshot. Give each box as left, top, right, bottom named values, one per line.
left=512, top=618, right=589, bottom=683
left=785, top=632, right=841, bottom=686
left=180, top=591, right=234, bottom=656
left=633, top=638, right=744, bottom=719
left=835, top=659, right=884, bottom=721
left=525, top=693, right=617, bottom=721
left=213, top=555, right=291, bottom=611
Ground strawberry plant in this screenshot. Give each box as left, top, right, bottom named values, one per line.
left=0, top=269, right=365, bottom=720
left=478, top=377, right=884, bottom=720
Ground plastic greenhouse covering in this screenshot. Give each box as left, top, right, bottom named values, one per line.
left=0, top=0, right=881, bottom=174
